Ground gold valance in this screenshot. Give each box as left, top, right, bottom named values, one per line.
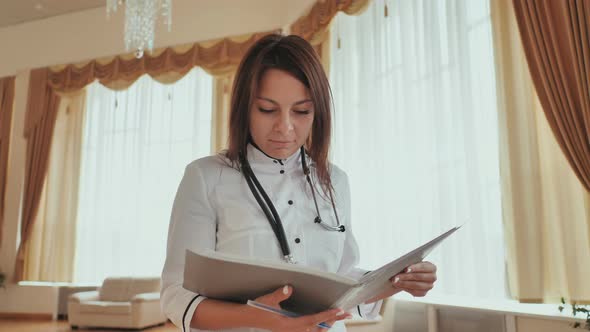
left=46, top=30, right=278, bottom=94
left=290, top=0, right=370, bottom=44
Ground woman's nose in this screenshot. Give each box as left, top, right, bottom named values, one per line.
left=274, top=111, right=294, bottom=134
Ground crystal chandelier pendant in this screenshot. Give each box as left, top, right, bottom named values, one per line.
left=107, top=0, right=172, bottom=58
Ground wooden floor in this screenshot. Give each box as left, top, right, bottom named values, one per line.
left=0, top=319, right=178, bottom=332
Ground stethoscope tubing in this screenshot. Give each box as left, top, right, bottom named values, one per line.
left=239, top=146, right=345, bottom=263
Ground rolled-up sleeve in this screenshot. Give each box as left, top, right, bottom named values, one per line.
left=335, top=172, right=383, bottom=320
left=161, top=162, right=217, bottom=331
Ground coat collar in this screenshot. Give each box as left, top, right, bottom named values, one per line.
left=246, top=143, right=313, bottom=172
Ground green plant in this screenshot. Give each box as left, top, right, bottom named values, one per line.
left=559, top=297, right=590, bottom=330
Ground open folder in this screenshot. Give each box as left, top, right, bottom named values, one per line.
left=183, top=226, right=460, bottom=315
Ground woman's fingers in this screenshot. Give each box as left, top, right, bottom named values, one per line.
left=254, top=285, right=292, bottom=307
left=405, top=261, right=437, bottom=273
left=394, top=280, right=434, bottom=291
left=405, top=289, right=429, bottom=297
left=254, top=288, right=353, bottom=331
left=381, top=262, right=438, bottom=299
left=393, top=272, right=437, bottom=283
left=391, top=264, right=437, bottom=298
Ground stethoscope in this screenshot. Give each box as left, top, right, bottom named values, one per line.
left=239, top=146, right=345, bottom=264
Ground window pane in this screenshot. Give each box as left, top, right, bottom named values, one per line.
left=74, top=68, right=213, bottom=284
left=329, top=0, right=506, bottom=299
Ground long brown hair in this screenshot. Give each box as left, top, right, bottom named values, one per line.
left=226, top=33, right=334, bottom=196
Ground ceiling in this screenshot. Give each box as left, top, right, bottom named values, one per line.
left=0, top=0, right=105, bottom=28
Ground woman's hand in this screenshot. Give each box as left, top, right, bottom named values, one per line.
left=253, top=285, right=352, bottom=332
left=392, top=261, right=437, bottom=297
left=366, top=261, right=438, bottom=303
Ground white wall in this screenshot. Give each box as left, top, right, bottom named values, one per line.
left=0, top=0, right=316, bottom=77
left=0, top=0, right=315, bottom=315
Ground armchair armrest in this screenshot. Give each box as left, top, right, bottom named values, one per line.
left=131, top=292, right=160, bottom=303
left=68, top=291, right=99, bottom=303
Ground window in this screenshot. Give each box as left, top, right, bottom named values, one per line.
left=329, top=0, right=505, bottom=299
left=74, top=68, right=213, bottom=284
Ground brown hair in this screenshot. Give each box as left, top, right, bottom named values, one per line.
left=226, top=33, right=334, bottom=196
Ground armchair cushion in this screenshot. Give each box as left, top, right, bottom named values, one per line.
left=99, top=277, right=160, bottom=302
left=79, top=301, right=132, bottom=315
left=69, top=291, right=99, bottom=303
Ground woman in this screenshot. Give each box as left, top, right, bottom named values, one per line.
left=161, top=33, right=437, bottom=332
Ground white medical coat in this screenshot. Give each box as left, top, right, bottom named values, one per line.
left=161, top=144, right=381, bottom=332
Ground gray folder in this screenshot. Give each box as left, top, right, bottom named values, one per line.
left=183, top=226, right=459, bottom=314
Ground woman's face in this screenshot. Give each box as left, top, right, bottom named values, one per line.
left=249, top=68, right=314, bottom=159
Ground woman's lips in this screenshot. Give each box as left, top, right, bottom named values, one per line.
left=268, top=140, right=293, bottom=148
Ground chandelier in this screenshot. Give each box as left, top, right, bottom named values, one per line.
left=107, top=0, right=172, bottom=58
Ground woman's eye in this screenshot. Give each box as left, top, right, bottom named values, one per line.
left=294, top=110, right=311, bottom=115
left=258, top=108, right=275, bottom=113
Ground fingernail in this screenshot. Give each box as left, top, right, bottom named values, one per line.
left=337, top=310, right=345, bottom=315
left=283, top=285, right=289, bottom=294
left=407, top=268, right=412, bottom=273
left=394, top=277, right=400, bottom=283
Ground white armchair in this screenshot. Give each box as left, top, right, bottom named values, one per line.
left=68, top=276, right=167, bottom=330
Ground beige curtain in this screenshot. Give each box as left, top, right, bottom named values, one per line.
left=491, top=0, right=590, bottom=304
left=313, top=29, right=332, bottom=75
left=14, top=69, right=61, bottom=282
left=0, top=76, right=16, bottom=249
left=211, top=73, right=235, bottom=153
left=23, top=92, right=86, bottom=282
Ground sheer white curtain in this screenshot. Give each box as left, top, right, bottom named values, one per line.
left=330, top=0, right=506, bottom=299
left=74, top=68, right=213, bottom=284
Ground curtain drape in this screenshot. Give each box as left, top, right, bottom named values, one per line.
left=512, top=0, right=590, bottom=193
left=211, top=73, right=235, bottom=153
left=14, top=69, right=61, bottom=281
left=492, top=0, right=590, bottom=303
left=23, top=92, right=86, bottom=282
left=0, top=76, right=15, bottom=249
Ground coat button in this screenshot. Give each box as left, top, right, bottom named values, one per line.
left=295, top=238, right=301, bottom=244
left=280, top=170, right=285, bottom=174
left=288, top=200, right=293, bottom=205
